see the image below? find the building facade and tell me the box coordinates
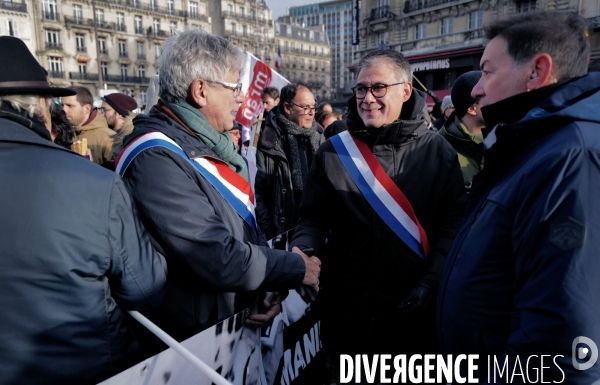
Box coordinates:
[357,0,600,103]
[289,0,358,100]
[274,21,331,100]
[29,0,210,107]
[208,0,274,64]
[0,0,36,54]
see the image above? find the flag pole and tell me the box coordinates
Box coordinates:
[128,311,232,385]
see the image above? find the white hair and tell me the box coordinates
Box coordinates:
[158,29,246,102]
[0,95,51,118]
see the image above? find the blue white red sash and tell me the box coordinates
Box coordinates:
[330,131,429,259]
[115,132,259,235]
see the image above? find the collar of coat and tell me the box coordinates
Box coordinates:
[345,88,430,149]
[0,102,51,141]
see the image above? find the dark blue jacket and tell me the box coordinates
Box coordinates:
[437,73,600,383]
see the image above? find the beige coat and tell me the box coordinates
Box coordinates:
[74,110,114,164]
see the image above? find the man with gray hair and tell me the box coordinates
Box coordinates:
[0,36,167,384]
[291,49,466,375]
[117,29,321,345]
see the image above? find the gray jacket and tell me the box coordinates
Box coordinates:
[0,116,167,385]
[121,107,305,341]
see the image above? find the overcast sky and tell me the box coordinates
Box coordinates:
[266,0,316,19]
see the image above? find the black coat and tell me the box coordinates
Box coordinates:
[291,90,466,352]
[0,116,166,385]
[121,107,305,341]
[255,106,324,240]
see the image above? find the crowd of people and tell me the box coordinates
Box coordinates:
[1,9,600,385]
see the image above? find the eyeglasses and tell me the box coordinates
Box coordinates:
[352,82,405,99]
[99,107,114,114]
[211,80,243,97]
[289,101,316,114]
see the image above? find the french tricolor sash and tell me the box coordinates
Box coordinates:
[330,131,429,259]
[115,132,259,235]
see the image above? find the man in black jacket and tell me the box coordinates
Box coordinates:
[255,83,324,243]
[118,30,320,343]
[0,36,167,385]
[291,50,466,379]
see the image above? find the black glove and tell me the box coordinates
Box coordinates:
[398,284,434,314]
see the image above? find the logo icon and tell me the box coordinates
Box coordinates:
[572,336,598,370]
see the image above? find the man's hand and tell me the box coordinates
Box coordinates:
[245,291,283,328]
[398,285,434,314]
[292,246,321,295]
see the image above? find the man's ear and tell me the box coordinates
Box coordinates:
[189,79,208,108]
[402,82,413,103]
[466,104,477,116]
[275,97,280,105]
[283,101,292,115]
[84,103,92,115]
[526,53,554,91]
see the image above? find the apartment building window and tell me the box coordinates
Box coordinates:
[96,9,105,28]
[132,0,139,7]
[242,25,247,38]
[137,41,145,58]
[101,62,109,77]
[135,16,143,34]
[518,0,537,12]
[76,33,85,51]
[227,4,233,17]
[45,30,60,48]
[240,7,245,18]
[231,23,236,36]
[121,64,129,79]
[170,21,177,34]
[118,40,127,56]
[138,65,146,78]
[150,0,157,11]
[153,19,160,35]
[167,0,174,14]
[250,9,255,20]
[188,1,198,18]
[140,90,147,104]
[441,17,453,35]
[415,23,426,39]
[155,43,161,58]
[98,37,107,54]
[117,13,125,31]
[42,0,58,20]
[78,63,87,75]
[5,20,18,37]
[469,11,483,29]
[47,57,63,76]
[73,4,82,23]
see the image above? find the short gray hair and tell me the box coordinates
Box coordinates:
[357,50,411,83]
[0,95,52,118]
[159,29,246,102]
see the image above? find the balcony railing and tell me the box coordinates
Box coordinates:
[69,72,150,84]
[117,24,127,32]
[185,12,209,22]
[149,29,168,37]
[0,1,26,13]
[99,48,108,54]
[45,42,62,49]
[65,16,91,27]
[403,0,459,13]
[137,53,146,59]
[369,5,394,21]
[42,10,60,21]
[397,28,484,51]
[49,71,64,79]
[119,51,128,57]
[134,26,144,34]
[93,0,188,17]
[77,46,87,52]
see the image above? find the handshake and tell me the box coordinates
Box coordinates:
[292,246,321,295]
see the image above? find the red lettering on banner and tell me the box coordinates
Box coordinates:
[236,60,272,127]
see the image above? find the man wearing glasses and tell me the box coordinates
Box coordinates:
[117,30,321,347]
[255,83,325,246]
[291,50,466,376]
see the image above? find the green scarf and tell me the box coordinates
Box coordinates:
[162,99,249,181]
